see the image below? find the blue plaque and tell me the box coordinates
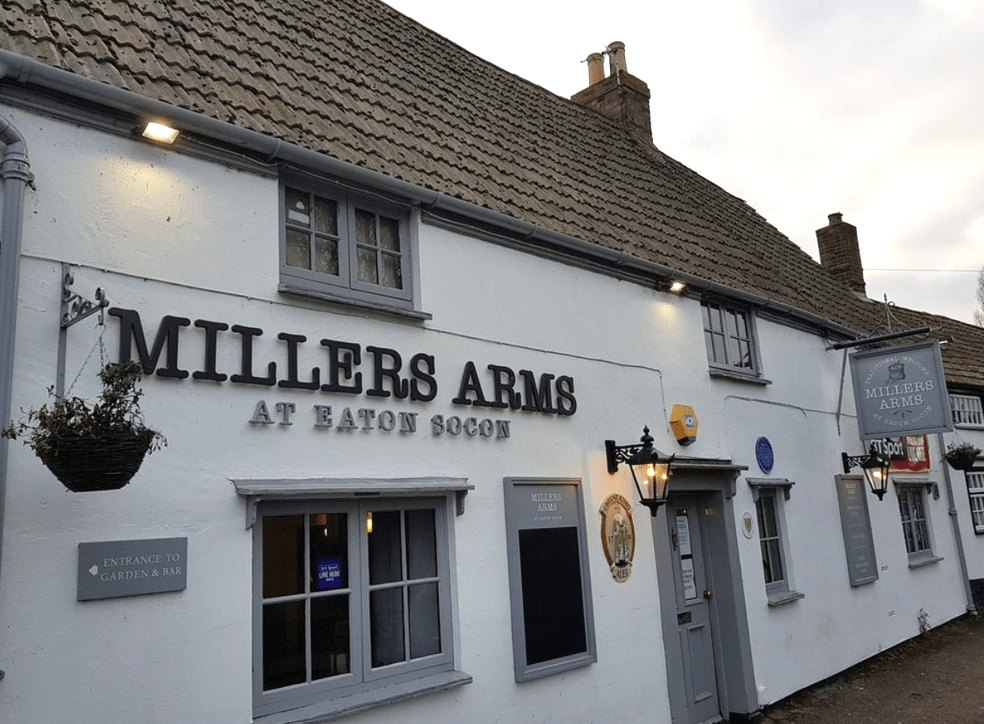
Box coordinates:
[317,556,344,590]
[755,437,774,474]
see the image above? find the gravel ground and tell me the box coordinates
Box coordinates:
[760,613,984,724]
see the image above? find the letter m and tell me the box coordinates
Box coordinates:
[108,308,190,378]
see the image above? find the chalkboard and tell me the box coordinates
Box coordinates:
[835,476,879,586]
[504,478,596,681]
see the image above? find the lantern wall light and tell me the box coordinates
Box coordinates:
[842,444,892,500]
[605,426,675,517]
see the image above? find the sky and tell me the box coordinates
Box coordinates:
[385,0,984,325]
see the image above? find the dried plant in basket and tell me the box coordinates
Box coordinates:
[2,361,166,492]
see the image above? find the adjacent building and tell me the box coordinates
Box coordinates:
[1,2,982,723]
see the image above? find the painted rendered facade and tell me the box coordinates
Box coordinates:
[0,97,978,724]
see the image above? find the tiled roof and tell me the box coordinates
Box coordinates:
[1,0,981,387]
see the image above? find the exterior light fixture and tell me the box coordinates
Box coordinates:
[842,445,892,500]
[141,121,180,144]
[606,426,675,517]
[668,280,687,294]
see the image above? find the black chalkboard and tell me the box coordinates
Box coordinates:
[835,476,879,586]
[518,526,588,665]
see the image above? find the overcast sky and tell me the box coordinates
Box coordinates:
[385,0,984,325]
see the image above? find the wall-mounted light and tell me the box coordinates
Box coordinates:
[141,121,180,145]
[668,280,687,294]
[842,445,891,500]
[605,426,675,516]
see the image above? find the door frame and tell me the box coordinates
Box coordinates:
[653,462,759,723]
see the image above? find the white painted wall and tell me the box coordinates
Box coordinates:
[0,104,972,724]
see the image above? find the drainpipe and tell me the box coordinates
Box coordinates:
[937,433,977,614]
[0,111,32,683]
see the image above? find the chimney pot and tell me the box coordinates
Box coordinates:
[586,52,605,86]
[828,212,843,224]
[607,41,627,75]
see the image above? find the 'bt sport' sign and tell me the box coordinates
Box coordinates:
[849,340,953,440]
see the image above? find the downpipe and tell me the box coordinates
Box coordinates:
[0,110,33,684]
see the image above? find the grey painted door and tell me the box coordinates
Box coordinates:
[667,495,722,724]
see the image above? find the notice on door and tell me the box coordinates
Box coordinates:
[78,537,188,601]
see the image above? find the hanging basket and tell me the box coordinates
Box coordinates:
[38,429,155,492]
[944,443,982,472]
[2,361,166,493]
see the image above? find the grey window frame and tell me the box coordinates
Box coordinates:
[279,178,416,312]
[747,479,803,605]
[949,393,984,428]
[701,299,763,380]
[966,471,984,534]
[895,483,941,567]
[250,491,468,721]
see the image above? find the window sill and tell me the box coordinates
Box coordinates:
[708,367,771,385]
[254,669,473,724]
[908,554,943,569]
[766,589,805,607]
[278,282,432,321]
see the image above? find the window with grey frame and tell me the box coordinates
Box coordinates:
[253,497,454,719]
[897,486,932,558]
[701,299,759,375]
[966,471,984,534]
[949,393,984,428]
[281,181,413,308]
[752,485,803,604]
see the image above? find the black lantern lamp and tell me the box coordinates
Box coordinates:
[606,426,675,517]
[842,444,892,500]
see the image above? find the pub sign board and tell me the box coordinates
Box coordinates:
[78,537,188,601]
[849,340,953,440]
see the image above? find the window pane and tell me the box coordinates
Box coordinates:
[285,229,311,269]
[370,587,406,667]
[263,515,305,598]
[756,497,777,538]
[313,236,339,276]
[311,594,351,680]
[357,247,379,284]
[310,513,348,590]
[408,582,441,659]
[379,216,400,251]
[368,510,403,585]
[406,508,437,580]
[381,252,403,289]
[263,600,306,690]
[312,195,338,235]
[763,539,784,583]
[358,248,379,284]
[285,187,310,227]
[356,209,377,246]
[711,333,726,364]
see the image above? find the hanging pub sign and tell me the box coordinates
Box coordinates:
[848,340,953,440]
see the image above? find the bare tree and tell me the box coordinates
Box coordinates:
[976,265,984,326]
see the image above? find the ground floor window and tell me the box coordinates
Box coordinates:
[253,497,457,719]
[748,479,803,605]
[897,485,933,560]
[967,471,984,534]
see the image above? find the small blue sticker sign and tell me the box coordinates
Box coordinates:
[317,557,344,590]
[755,437,774,474]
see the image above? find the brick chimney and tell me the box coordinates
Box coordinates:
[571,42,652,141]
[816,212,866,294]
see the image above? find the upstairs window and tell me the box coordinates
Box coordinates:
[701,300,761,377]
[950,394,984,428]
[280,181,414,310]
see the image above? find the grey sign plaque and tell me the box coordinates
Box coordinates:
[849,340,953,440]
[78,537,188,601]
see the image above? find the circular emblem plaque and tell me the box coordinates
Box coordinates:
[755,436,774,474]
[599,493,635,583]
